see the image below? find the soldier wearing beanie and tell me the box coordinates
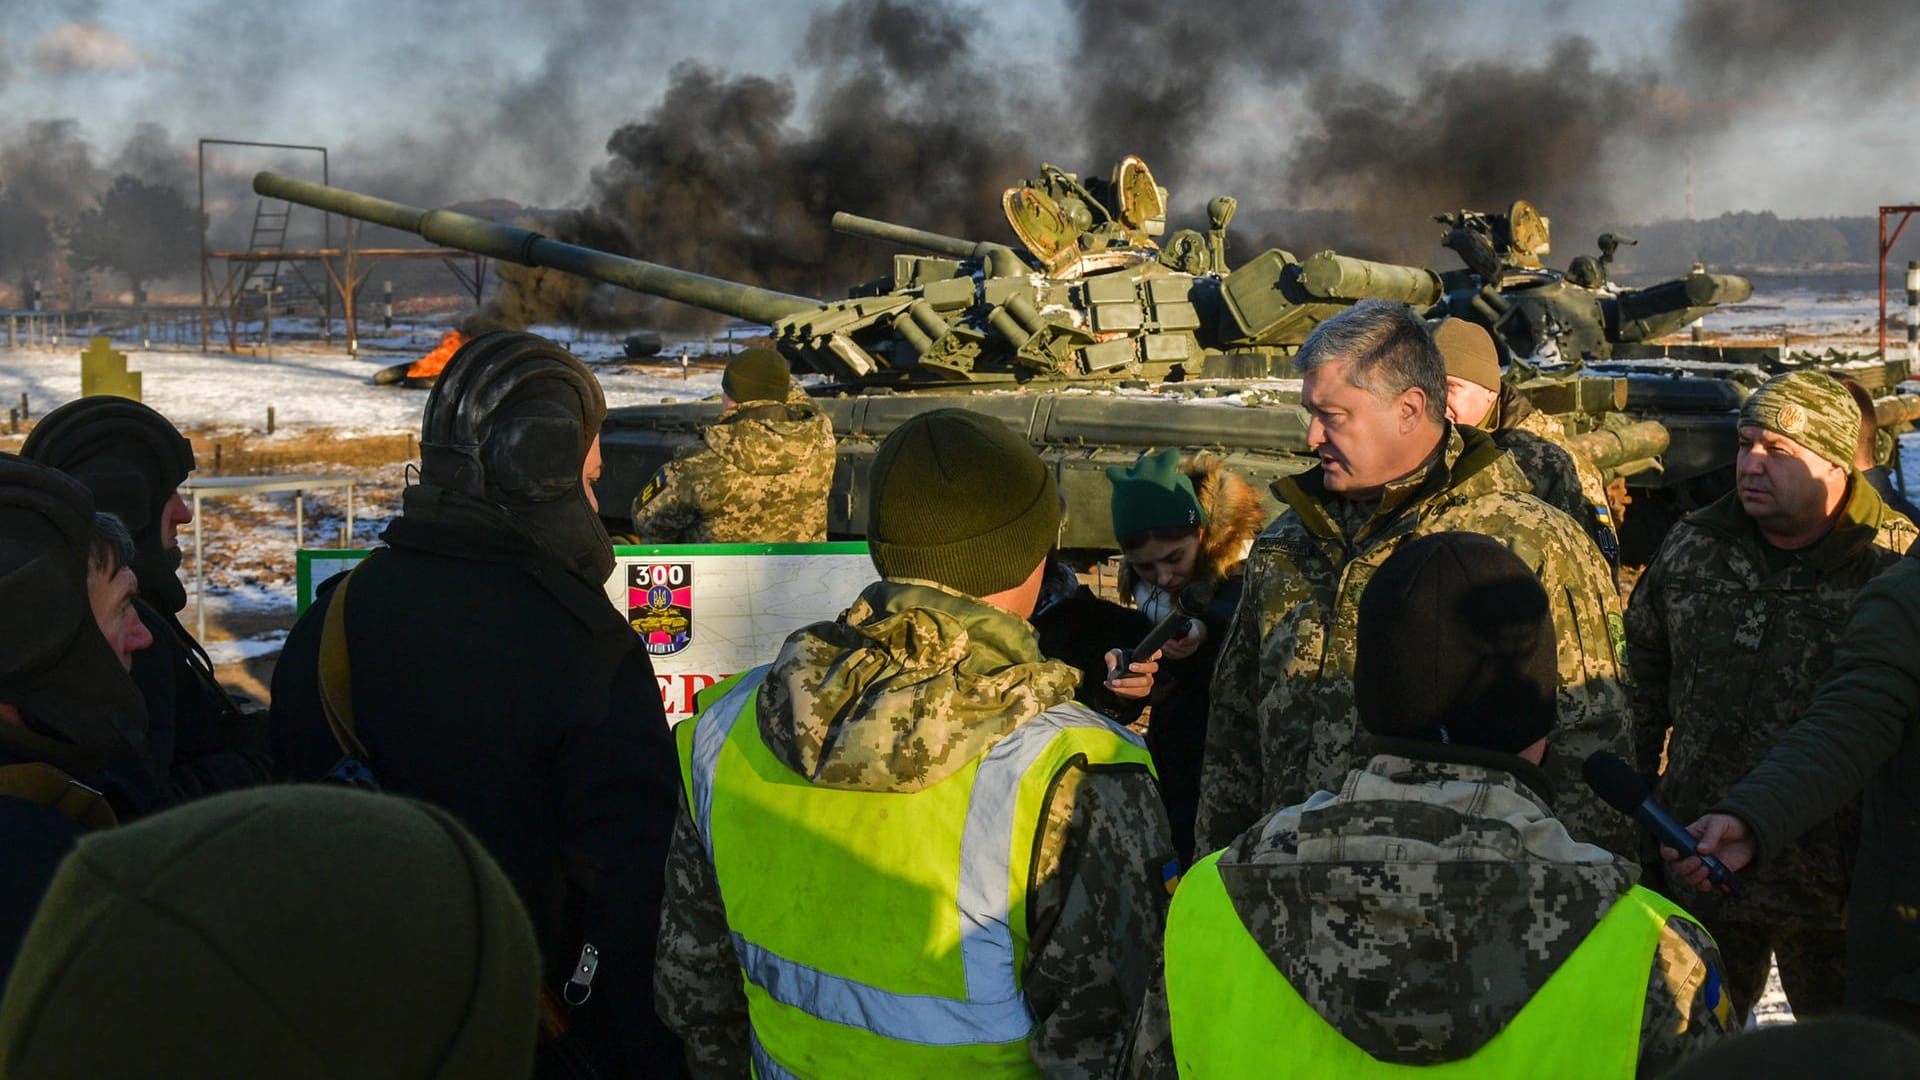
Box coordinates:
[0,453,152,983]
[21,397,270,809]
[0,786,542,1079]
[1129,533,1734,1077]
[1627,368,1917,1023]
[269,332,683,1076]
[659,408,1177,1077]
[1432,316,1620,570]
[631,345,836,543]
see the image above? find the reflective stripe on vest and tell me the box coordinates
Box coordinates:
[1164,850,1701,1078]
[679,666,1154,1072]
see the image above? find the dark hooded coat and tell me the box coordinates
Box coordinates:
[270,491,682,1076]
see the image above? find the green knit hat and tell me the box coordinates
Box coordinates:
[0,786,541,1079]
[1107,447,1207,543]
[866,408,1060,597]
[722,347,793,405]
[1739,370,1859,470]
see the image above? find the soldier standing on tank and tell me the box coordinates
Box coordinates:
[1127,533,1732,1077]
[1629,371,1917,1024]
[1195,300,1633,858]
[1433,316,1620,570]
[630,347,836,544]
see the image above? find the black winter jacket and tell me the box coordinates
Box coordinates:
[270,507,683,1077]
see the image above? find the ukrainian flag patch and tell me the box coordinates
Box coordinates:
[1704,964,1733,1031]
[1161,858,1182,897]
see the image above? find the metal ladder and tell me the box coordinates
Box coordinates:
[235,201,293,308]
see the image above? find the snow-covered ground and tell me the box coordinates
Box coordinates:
[0,333,727,437]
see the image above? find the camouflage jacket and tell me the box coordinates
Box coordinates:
[1498,385,1619,568]
[1505,389,1611,525]
[1127,746,1732,1077]
[1195,424,1634,856]
[630,388,835,544]
[654,578,1175,1079]
[1628,479,1916,926]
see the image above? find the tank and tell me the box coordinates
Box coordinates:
[1429,201,1756,366]
[252,167,1915,560]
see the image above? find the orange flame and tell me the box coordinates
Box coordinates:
[407,331,466,380]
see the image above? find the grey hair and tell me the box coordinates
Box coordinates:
[89,512,136,577]
[1293,299,1448,424]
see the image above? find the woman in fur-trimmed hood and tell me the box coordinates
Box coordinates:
[1106,449,1268,864]
[1113,451,1267,615]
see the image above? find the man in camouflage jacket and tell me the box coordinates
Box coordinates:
[1629,370,1917,1021]
[630,348,835,543]
[1434,316,1619,568]
[1129,533,1731,1078]
[656,409,1175,1078]
[1196,301,1633,857]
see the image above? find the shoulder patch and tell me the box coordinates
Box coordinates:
[634,465,671,510]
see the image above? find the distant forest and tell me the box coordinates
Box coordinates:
[1614,212,1889,275]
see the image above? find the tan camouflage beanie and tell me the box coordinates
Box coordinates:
[867,408,1060,597]
[1431,317,1501,391]
[1740,370,1859,470]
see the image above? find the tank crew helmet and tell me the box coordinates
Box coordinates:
[417,332,612,585]
[21,397,197,615]
[0,453,150,766]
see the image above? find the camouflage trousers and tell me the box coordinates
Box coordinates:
[1704,919,1846,1023]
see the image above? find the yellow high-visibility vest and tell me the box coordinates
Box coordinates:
[1164,848,1702,1077]
[678,666,1157,1079]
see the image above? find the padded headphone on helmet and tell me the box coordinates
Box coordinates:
[419,332,605,503]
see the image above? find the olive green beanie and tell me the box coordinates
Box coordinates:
[722,347,793,405]
[1740,370,1859,471]
[1107,447,1208,543]
[866,408,1060,597]
[0,785,541,1080]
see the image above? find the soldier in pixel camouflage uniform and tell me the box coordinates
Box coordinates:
[630,347,835,543]
[1434,316,1620,570]
[1629,370,1917,1022]
[655,408,1176,1079]
[1196,300,1634,858]
[1127,532,1732,1078]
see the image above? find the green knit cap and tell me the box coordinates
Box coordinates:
[866,408,1060,597]
[0,786,541,1079]
[1107,447,1207,543]
[1739,370,1859,470]
[722,347,793,404]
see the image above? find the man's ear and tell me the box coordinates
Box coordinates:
[1397,388,1428,434]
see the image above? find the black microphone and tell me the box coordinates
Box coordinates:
[1117,580,1217,671]
[1582,751,1741,896]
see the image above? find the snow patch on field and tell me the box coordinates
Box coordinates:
[0,342,727,435]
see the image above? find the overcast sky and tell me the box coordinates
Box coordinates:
[5,0,1918,227]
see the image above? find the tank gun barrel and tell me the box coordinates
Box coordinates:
[253,171,824,326]
[1873,393,1920,430]
[830,211,1012,261]
[1298,252,1446,308]
[1564,420,1671,471]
